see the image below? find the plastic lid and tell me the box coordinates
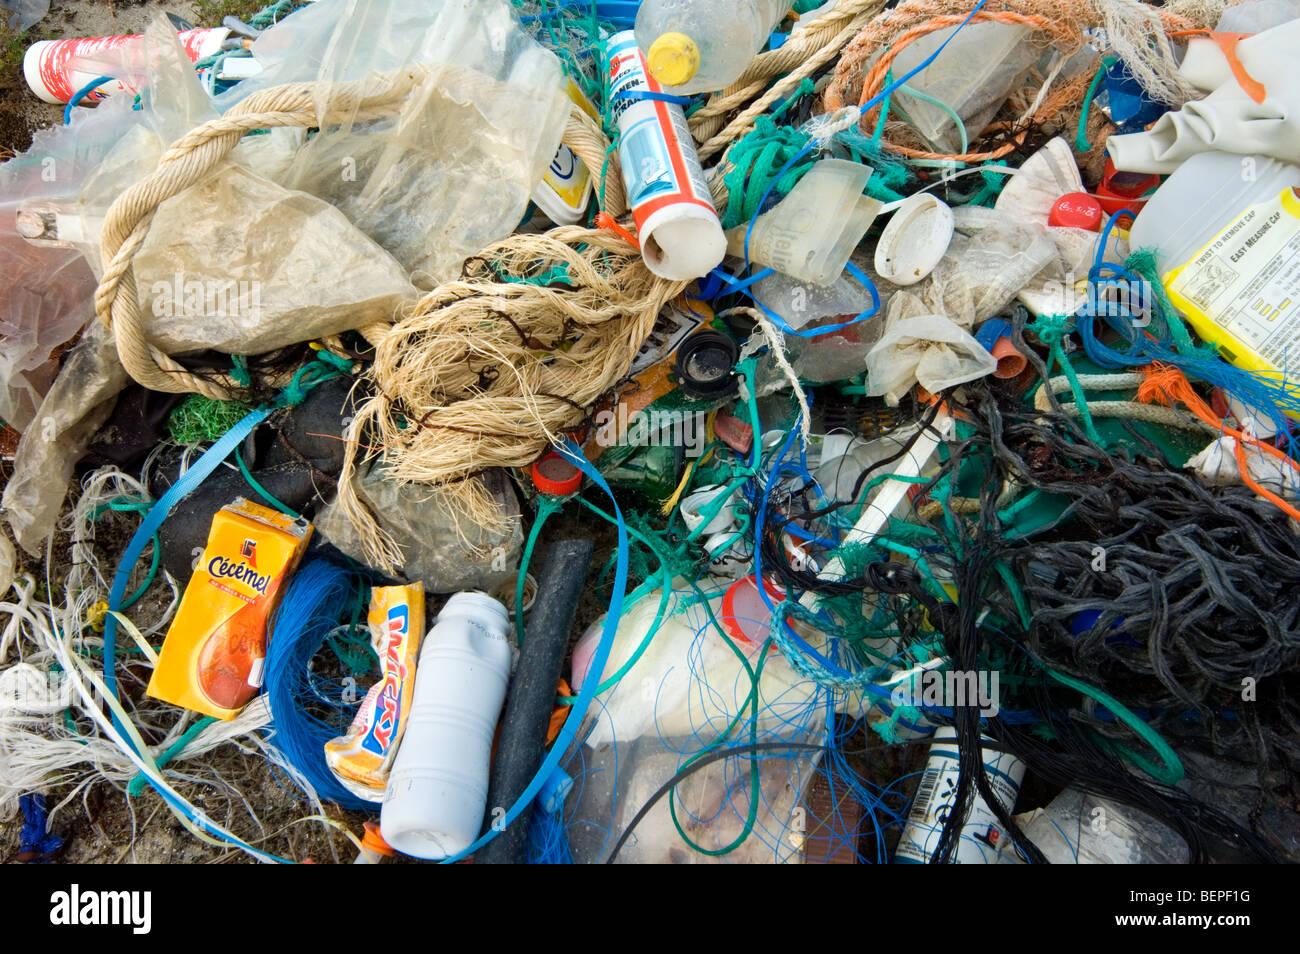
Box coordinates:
[647,32,700,87]
[1048,192,1103,231]
[874,193,954,286]
[674,330,739,400]
[532,451,583,496]
[720,575,783,648]
[361,821,395,857]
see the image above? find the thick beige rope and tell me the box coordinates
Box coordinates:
[337,226,687,569]
[94,70,623,400]
[688,0,887,149]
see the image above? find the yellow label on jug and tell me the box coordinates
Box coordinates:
[1166,188,1300,380]
[533,79,598,225]
[147,498,312,720]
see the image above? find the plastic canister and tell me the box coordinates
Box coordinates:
[1128,151,1300,280]
[894,727,1026,864]
[380,592,512,859]
[606,31,726,281]
[24,28,230,104]
[724,159,881,285]
[1129,151,1300,384]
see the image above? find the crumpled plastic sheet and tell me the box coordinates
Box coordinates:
[216,0,571,287]
[866,291,998,404]
[0,0,47,31]
[314,462,522,595]
[923,206,1061,324]
[0,235,97,433]
[2,321,129,555]
[132,161,417,354]
[564,733,821,863]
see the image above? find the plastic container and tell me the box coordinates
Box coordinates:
[634,0,790,95]
[1128,151,1300,277]
[888,21,1038,154]
[24,28,229,105]
[894,727,1026,864]
[380,592,512,859]
[874,192,954,286]
[724,159,881,285]
[532,79,599,226]
[1129,151,1300,389]
[606,31,726,281]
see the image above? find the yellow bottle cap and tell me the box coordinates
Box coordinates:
[647,32,700,88]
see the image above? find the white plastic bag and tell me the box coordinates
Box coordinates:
[866,291,997,404]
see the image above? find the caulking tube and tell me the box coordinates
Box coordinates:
[894,727,1026,864]
[605,30,726,281]
[24,28,230,105]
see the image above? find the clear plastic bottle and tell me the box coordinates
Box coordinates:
[634,0,792,95]
[380,592,512,859]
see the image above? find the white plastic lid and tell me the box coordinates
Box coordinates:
[873,192,954,286]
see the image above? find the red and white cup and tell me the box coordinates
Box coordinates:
[23,27,229,105]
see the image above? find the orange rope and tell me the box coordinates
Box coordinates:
[823,0,1199,162]
[1136,362,1300,522]
[595,211,639,248]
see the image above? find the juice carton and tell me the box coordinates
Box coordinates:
[323,584,425,802]
[147,498,312,720]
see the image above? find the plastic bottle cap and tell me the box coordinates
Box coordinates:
[1048,192,1103,231]
[720,575,784,647]
[673,330,739,400]
[531,451,583,496]
[647,32,700,87]
[361,821,395,857]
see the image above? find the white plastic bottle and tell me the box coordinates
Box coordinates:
[634,0,792,95]
[380,592,512,859]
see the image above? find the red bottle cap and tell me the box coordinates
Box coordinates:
[531,451,582,497]
[1048,192,1103,231]
[1096,158,1161,216]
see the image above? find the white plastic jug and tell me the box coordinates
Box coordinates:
[380,591,512,859]
[634,0,791,95]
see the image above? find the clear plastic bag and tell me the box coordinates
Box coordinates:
[562,583,825,863]
[565,733,821,863]
[569,582,820,747]
[314,462,522,594]
[220,0,571,287]
[1,321,129,555]
[865,291,998,405]
[132,161,416,355]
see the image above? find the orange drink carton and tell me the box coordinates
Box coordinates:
[147,498,313,720]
